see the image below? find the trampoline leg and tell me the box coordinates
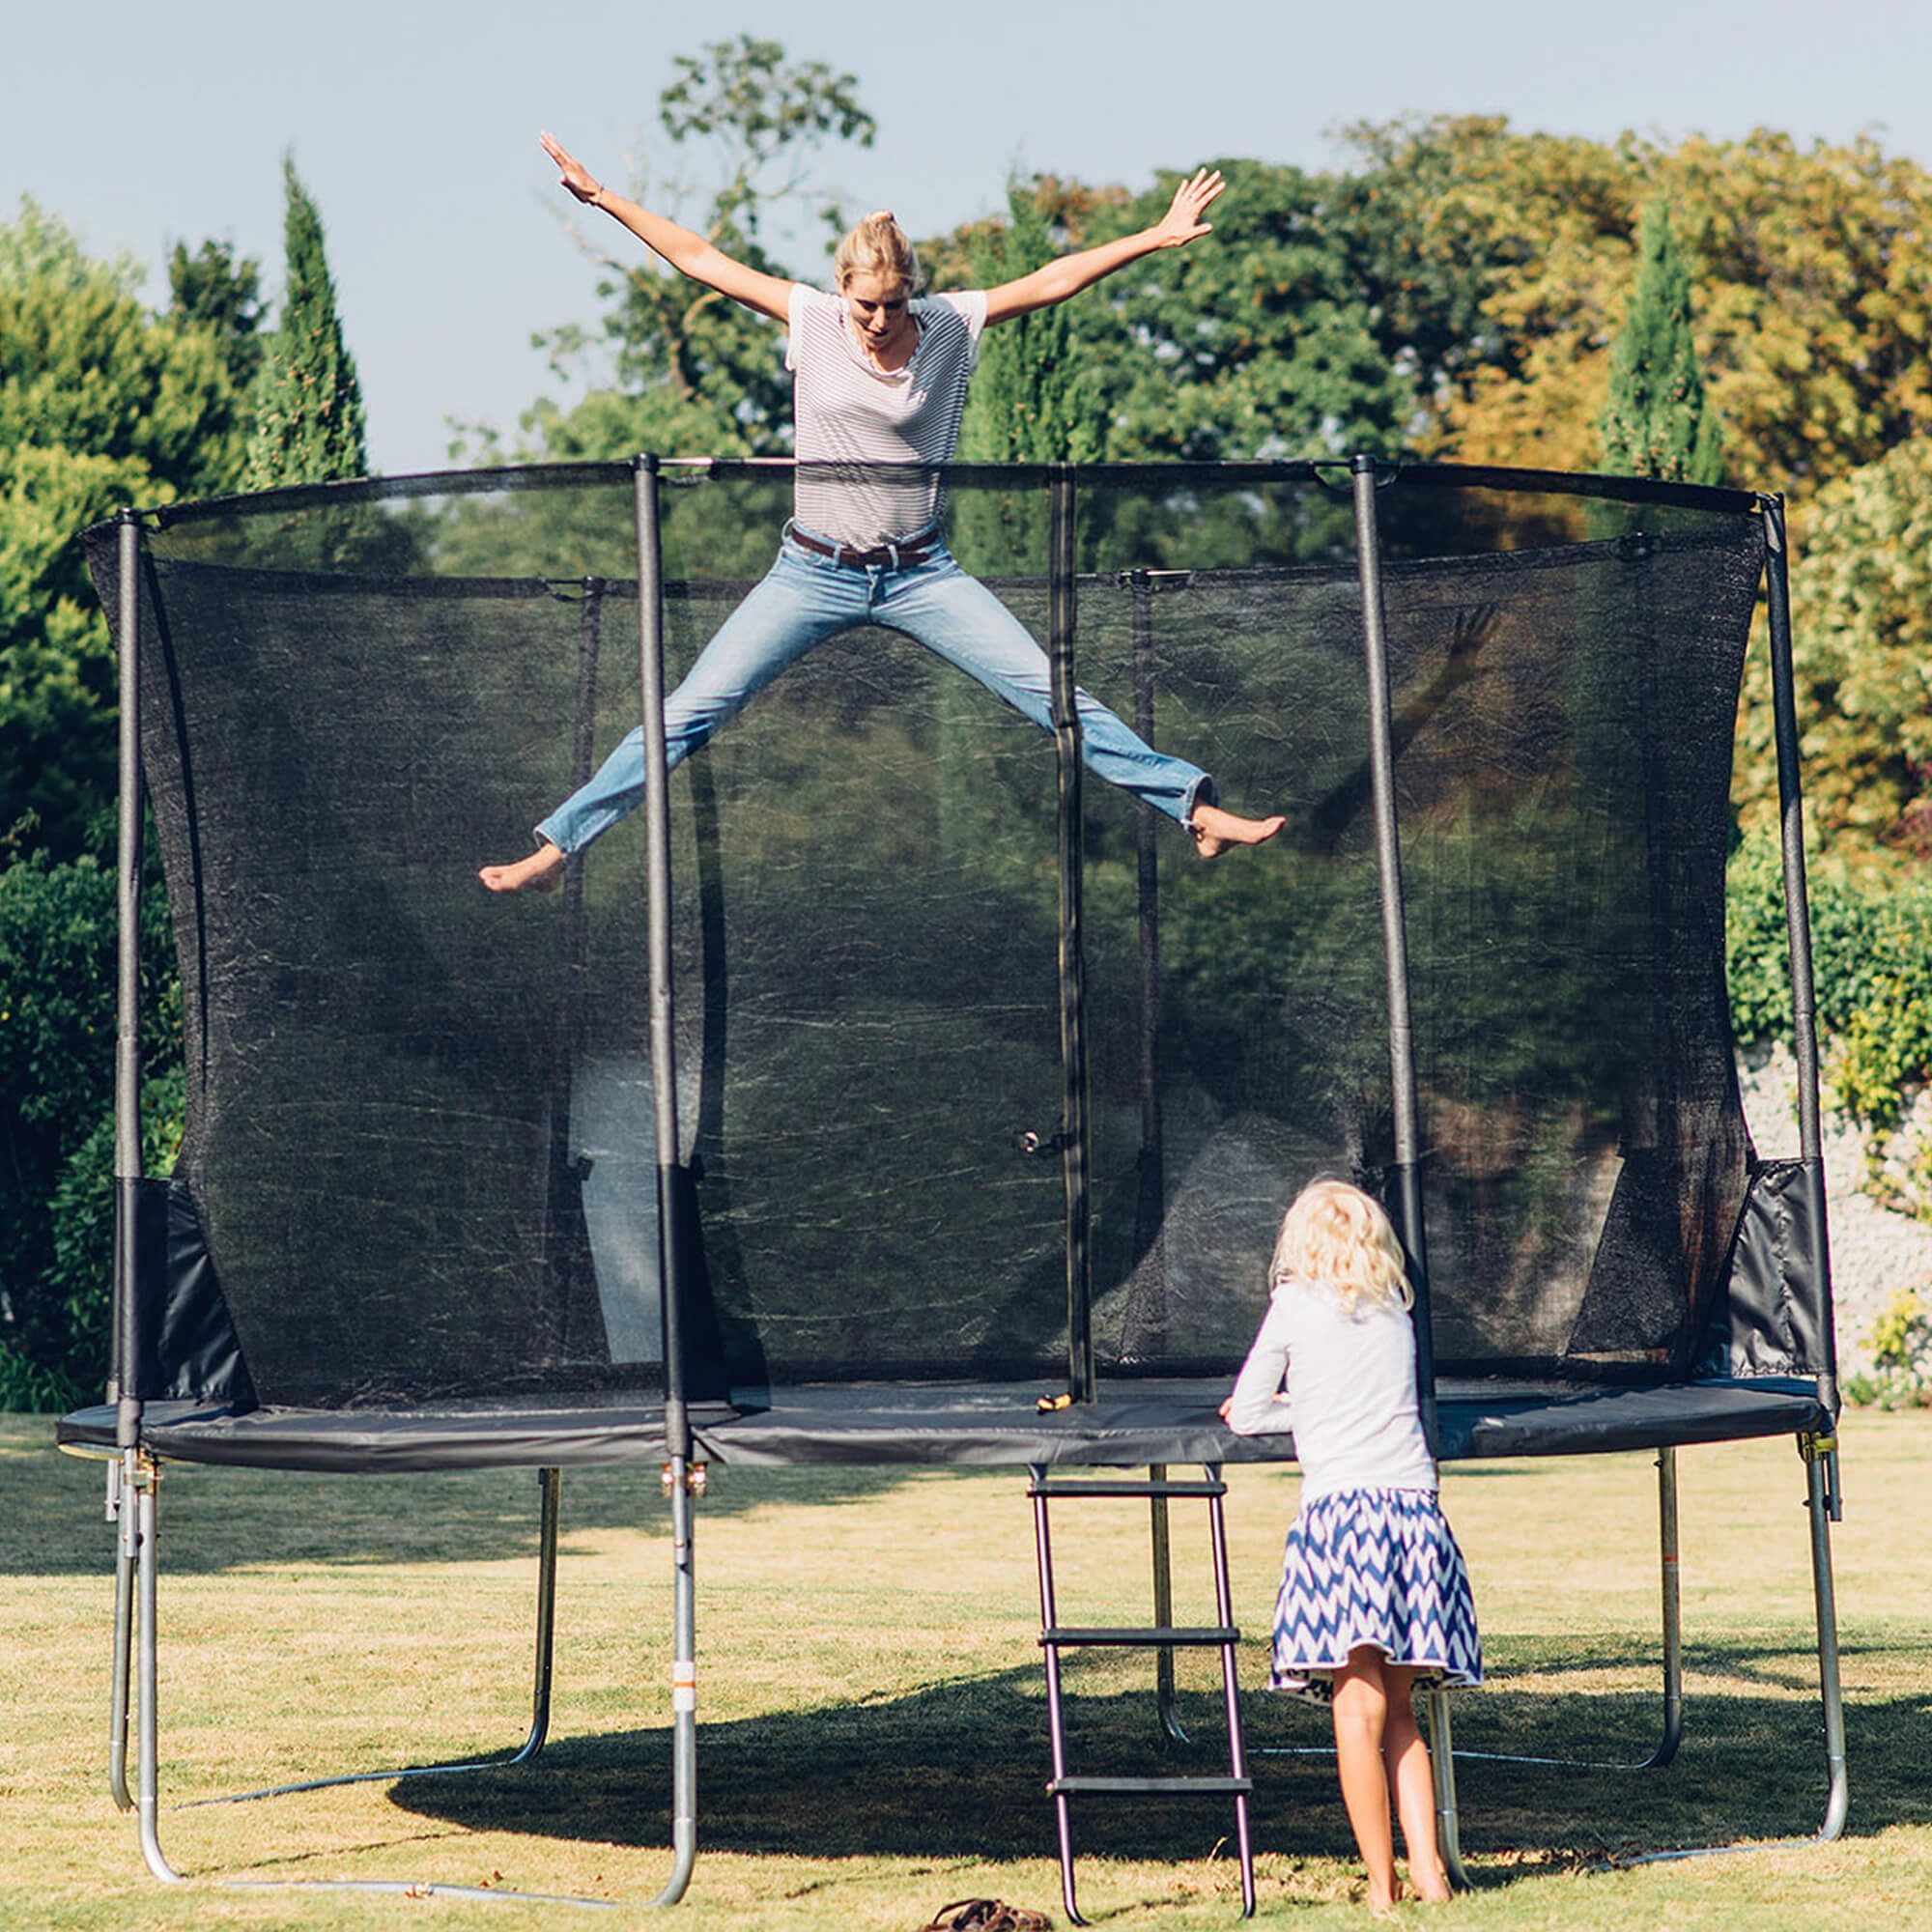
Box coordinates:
[518,1467,562,1763]
[1150,1464,1188,1746]
[190,1463,565,1806]
[1647,1447,1684,1770]
[1802,1435,1849,1842]
[1425,1687,1469,1891]
[130,1457,184,1883]
[108,1450,136,1812]
[651,1457,700,1907]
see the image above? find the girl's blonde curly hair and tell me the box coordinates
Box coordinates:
[1269,1179,1413,1313]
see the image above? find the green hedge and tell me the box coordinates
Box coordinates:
[1726,829,1932,1134]
[0,847,181,1411]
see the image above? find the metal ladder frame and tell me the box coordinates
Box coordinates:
[1029,1462,1255,1924]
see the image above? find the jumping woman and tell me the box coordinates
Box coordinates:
[480,132,1285,893]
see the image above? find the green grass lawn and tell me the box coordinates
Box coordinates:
[2,1409,1927,1929]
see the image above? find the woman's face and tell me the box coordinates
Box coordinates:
[841,269,913,355]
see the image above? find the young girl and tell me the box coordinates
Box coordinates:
[480,133,1285,893]
[1224,1179,1481,1910]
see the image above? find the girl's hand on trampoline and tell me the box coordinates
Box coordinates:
[479,842,565,895]
[541,131,603,206]
[1151,168,1225,248]
[1190,801,1286,859]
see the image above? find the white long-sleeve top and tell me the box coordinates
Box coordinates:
[1223,1278,1437,1500]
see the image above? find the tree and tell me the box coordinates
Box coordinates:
[1335,117,1932,500]
[957,182,1098,468]
[522,37,875,463]
[169,237,266,416]
[244,156,368,488]
[1067,159,1415,466]
[1734,438,1932,867]
[1600,199,1723,483]
[0,199,245,856]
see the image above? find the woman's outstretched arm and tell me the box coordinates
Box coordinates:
[980,167,1225,327]
[542,130,795,324]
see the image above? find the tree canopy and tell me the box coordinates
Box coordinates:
[0,199,257,857]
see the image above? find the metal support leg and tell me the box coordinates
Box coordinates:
[193,1465,565,1806]
[651,1457,700,1907]
[1150,1464,1187,1746]
[1617,1431,1849,1866]
[1804,1436,1849,1842]
[1405,1454,1682,1776]
[131,1458,184,1882]
[108,1450,136,1811]
[1425,1687,1468,1891]
[1646,1447,1684,1770]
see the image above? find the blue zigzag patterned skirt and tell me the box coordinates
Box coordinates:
[1268,1486,1483,1704]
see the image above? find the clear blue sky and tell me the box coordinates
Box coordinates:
[7,0,1924,475]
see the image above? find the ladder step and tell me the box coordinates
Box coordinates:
[1042,1625,1239,1648]
[1050,1776,1254,1797]
[1030,1478,1226,1499]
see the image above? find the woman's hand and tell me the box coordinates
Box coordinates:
[541,130,603,206]
[1150,167,1225,249]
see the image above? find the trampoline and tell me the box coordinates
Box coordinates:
[66,456,1845,1908]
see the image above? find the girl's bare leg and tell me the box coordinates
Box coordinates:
[1383,1664,1452,1902]
[1190,801,1287,858]
[1331,1646,1402,1910]
[479,841,565,894]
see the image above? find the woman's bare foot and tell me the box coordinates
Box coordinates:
[1190,802,1287,859]
[479,842,565,894]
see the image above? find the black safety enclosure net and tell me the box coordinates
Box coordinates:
[76,460,1833,1459]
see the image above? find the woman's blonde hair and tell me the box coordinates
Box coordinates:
[1269,1179,1413,1312]
[834,210,921,296]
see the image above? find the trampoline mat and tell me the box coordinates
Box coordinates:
[58,1376,1830,1475]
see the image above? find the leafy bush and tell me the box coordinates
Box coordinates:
[1729,830,1932,1120]
[1843,1288,1932,1408]
[0,844,181,1409]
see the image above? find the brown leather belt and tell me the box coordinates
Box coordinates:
[787,523,941,569]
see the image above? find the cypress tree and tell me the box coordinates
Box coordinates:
[1600,198,1723,485]
[958,182,1094,468]
[245,156,368,487]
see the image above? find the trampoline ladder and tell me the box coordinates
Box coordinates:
[1028,1463,1255,1923]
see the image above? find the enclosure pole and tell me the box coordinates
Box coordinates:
[1349,458,1437,1452]
[113,510,145,1456]
[635,456,690,1454]
[1050,467,1094,1404]
[636,454,700,1906]
[105,510,148,1812]
[1129,572,1166,1306]
[1760,497,1838,1419]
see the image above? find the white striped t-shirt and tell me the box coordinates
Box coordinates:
[786,284,990,548]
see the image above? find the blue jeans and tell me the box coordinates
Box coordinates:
[536,531,1215,856]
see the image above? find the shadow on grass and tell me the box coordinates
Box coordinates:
[384,1663,1909,1869]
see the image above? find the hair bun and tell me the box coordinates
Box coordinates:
[866,209,896,225]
